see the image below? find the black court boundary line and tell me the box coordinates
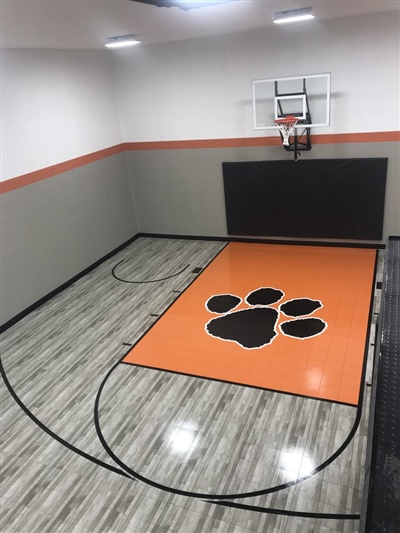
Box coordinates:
[120,361,356,408]
[112,259,190,284]
[93,245,378,504]
[0,355,132,480]
[1,233,383,334]
[203,500,360,520]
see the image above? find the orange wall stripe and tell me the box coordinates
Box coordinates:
[1,131,399,194]
[312,131,400,144]
[124,137,282,150]
[125,131,400,150]
[125,131,400,151]
[0,144,126,194]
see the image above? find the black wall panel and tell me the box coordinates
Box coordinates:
[272,162,299,237]
[354,159,387,240]
[325,160,356,239]
[222,162,249,235]
[223,158,387,240]
[298,160,328,238]
[247,162,275,235]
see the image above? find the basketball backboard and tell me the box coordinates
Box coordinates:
[252,73,331,130]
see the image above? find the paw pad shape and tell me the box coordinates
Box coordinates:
[205,287,327,349]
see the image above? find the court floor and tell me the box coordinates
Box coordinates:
[0,237,382,533]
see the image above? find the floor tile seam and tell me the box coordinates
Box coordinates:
[99,436,209,495]
[148,496,235,528]
[110,493,193,532]
[43,480,126,531]
[0,498,59,532]
[22,433,114,469]
[0,461,53,494]
[313,468,365,492]
[190,419,270,473]
[240,447,284,489]
[8,381,106,409]
[0,384,103,413]
[17,478,102,518]
[81,487,151,531]
[274,399,323,462]
[271,451,358,502]
[131,445,246,492]
[190,432,263,476]
[104,434,183,475]
[1,346,124,377]
[0,470,57,502]
[289,492,359,516]
[167,503,238,532]
[232,492,296,516]
[1,280,207,357]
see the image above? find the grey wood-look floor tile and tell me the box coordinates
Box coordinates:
[1,239,383,532]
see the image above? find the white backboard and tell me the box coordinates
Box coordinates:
[252,73,331,130]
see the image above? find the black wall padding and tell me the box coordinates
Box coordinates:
[222,162,249,235]
[298,160,328,238]
[223,158,387,240]
[247,162,275,235]
[325,160,356,239]
[354,159,388,240]
[365,236,400,532]
[271,162,299,237]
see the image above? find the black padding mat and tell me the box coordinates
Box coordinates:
[366,236,400,532]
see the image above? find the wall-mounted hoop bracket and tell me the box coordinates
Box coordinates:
[275,78,312,160]
[252,72,331,160]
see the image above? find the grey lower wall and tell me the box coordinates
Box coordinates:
[126,141,400,242]
[3,141,398,327]
[1,153,138,326]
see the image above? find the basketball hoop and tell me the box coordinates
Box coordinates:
[274,115,298,146]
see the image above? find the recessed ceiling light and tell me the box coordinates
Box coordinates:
[105,35,141,48]
[273,7,314,25]
[131,0,235,10]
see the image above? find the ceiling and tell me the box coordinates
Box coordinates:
[1,0,399,50]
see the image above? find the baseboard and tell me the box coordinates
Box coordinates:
[138,232,386,249]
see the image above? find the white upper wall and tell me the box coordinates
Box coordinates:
[113,11,399,141]
[1,11,399,181]
[1,50,123,181]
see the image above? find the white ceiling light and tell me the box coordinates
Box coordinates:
[273,7,314,25]
[105,35,141,48]
[131,0,236,10]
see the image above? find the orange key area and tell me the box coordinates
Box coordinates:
[123,243,376,405]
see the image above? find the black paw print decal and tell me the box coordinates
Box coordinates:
[205,287,327,349]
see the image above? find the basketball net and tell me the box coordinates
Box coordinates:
[274,115,298,146]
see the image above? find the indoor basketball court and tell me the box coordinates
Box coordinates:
[1,2,399,533]
[0,236,386,533]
